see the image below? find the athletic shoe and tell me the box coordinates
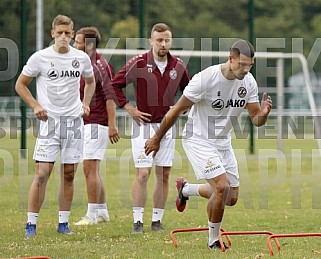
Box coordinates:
[208,240,229,250]
[25,222,36,239]
[74,216,98,226]
[175,177,189,212]
[97,214,110,223]
[151,220,164,231]
[57,222,74,235]
[132,221,143,234]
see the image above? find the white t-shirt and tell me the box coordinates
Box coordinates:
[154,58,168,75]
[183,64,259,149]
[22,46,93,120]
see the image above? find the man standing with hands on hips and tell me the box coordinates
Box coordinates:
[145,39,272,250]
[112,23,190,234]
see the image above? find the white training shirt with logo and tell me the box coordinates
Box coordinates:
[183,64,259,150]
[22,46,93,119]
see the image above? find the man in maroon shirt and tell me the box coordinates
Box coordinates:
[73,26,120,225]
[112,23,190,233]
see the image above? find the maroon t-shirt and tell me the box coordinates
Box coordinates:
[80,52,114,126]
[111,49,190,123]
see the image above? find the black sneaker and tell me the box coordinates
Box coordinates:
[132,221,143,234]
[208,240,229,250]
[151,220,164,231]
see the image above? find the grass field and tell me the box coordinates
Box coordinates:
[0,132,321,258]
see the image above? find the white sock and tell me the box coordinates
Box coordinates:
[133,207,144,223]
[59,211,70,223]
[96,203,109,217]
[182,183,200,197]
[27,212,38,225]
[152,208,164,222]
[208,221,221,245]
[86,203,97,219]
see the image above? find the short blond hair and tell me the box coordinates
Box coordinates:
[52,14,74,29]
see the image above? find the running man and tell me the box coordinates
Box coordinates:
[145,39,272,249]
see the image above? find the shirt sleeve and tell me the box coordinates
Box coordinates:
[22,52,40,77]
[82,55,94,78]
[96,58,115,101]
[179,63,191,93]
[247,73,259,103]
[183,68,208,104]
[111,63,131,108]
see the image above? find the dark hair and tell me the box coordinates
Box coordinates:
[230,40,255,58]
[75,26,101,48]
[150,23,172,36]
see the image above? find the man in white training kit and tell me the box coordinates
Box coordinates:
[145,39,272,250]
[15,14,95,238]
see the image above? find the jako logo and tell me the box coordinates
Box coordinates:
[211,99,224,110]
[47,69,59,79]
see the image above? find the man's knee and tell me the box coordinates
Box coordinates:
[136,170,150,184]
[63,171,75,183]
[35,174,49,185]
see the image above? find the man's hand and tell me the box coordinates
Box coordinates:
[34,105,48,121]
[108,125,120,144]
[144,135,160,158]
[127,106,151,125]
[82,105,90,118]
[260,92,272,116]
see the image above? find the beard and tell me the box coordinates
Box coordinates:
[157,49,168,57]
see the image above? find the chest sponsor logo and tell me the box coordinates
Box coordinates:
[212,98,246,110]
[225,99,246,108]
[47,69,80,80]
[238,86,247,98]
[60,70,80,77]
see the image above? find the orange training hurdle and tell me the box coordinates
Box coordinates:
[170,227,231,249]
[218,230,281,252]
[267,233,321,256]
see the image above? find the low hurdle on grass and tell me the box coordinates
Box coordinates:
[170,227,321,256]
[267,232,321,256]
[170,227,231,249]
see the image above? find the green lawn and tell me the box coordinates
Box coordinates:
[0,133,321,258]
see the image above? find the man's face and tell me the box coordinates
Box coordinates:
[230,54,254,80]
[51,24,74,50]
[149,30,172,58]
[73,33,86,52]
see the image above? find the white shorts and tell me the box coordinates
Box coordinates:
[131,121,175,168]
[182,138,239,187]
[83,123,109,160]
[33,116,84,164]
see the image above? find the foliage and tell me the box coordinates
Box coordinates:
[2,0,321,95]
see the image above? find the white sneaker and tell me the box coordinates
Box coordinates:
[97,214,110,223]
[74,216,98,226]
